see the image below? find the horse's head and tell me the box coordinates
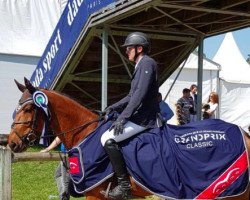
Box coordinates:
[8,78,45,152]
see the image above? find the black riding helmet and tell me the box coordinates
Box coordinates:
[121,32,150,53]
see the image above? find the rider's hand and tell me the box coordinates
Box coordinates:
[104,107,114,116]
[109,118,127,136]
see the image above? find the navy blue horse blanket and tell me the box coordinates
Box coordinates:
[68,119,249,199]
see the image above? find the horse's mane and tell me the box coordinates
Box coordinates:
[42,89,93,114]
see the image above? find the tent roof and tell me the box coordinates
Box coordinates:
[181,52,220,70]
[213,32,250,84]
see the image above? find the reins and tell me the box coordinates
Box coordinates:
[40,114,103,171]
[40,117,103,139]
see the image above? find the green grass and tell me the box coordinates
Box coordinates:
[12,161,59,199]
[12,145,82,200]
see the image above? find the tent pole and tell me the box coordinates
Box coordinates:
[217,77,221,119]
[197,38,204,120]
[102,26,108,111]
[163,58,188,101]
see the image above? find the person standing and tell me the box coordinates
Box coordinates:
[41,137,70,200]
[100,32,160,199]
[205,92,219,119]
[176,88,193,125]
[189,84,198,122]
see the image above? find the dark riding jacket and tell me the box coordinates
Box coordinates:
[110,55,160,128]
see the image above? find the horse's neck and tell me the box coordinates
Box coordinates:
[44,90,98,149]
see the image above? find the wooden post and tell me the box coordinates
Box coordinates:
[0,146,11,200]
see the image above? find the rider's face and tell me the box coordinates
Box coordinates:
[126,46,135,61]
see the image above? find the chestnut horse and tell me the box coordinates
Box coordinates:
[8,78,250,200]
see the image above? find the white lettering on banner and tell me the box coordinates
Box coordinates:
[43,29,62,72]
[33,68,44,87]
[32,0,112,87]
[67,0,84,26]
[67,0,104,26]
[32,29,62,87]
[87,0,101,9]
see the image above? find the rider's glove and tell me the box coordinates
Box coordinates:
[103,107,116,121]
[109,118,127,136]
[104,107,114,116]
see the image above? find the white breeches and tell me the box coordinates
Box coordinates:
[100,121,147,146]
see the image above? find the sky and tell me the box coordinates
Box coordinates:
[204,27,250,60]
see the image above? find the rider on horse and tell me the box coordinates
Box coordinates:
[100,32,161,199]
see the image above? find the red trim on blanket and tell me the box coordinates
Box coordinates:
[195,150,248,199]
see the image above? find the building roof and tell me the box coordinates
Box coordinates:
[29,0,250,109]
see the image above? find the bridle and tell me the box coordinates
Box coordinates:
[11,93,104,147]
[11,98,40,146]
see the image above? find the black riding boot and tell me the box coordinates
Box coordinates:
[104,139,131,200]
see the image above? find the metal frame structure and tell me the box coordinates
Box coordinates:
[47,0,250,112]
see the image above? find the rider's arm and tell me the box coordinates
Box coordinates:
[109,92,131,111]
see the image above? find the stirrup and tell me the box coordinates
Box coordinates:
[100,182,112,198]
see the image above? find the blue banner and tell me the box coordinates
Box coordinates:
[30,0,116,88]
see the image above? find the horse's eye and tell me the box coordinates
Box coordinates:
[24,107,33,113]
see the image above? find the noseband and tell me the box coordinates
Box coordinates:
[11,98,40,146]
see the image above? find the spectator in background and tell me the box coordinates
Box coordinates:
[158,93,174,123]
[189,84,198,122]
[176,88,193,125]
[41,137,70,200]
[204,92,219,119]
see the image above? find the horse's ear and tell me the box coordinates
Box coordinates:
[24,77,36,94]
[14,79,26,93]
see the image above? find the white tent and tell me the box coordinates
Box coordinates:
[160,52,220,124]
[213,32,250,131]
